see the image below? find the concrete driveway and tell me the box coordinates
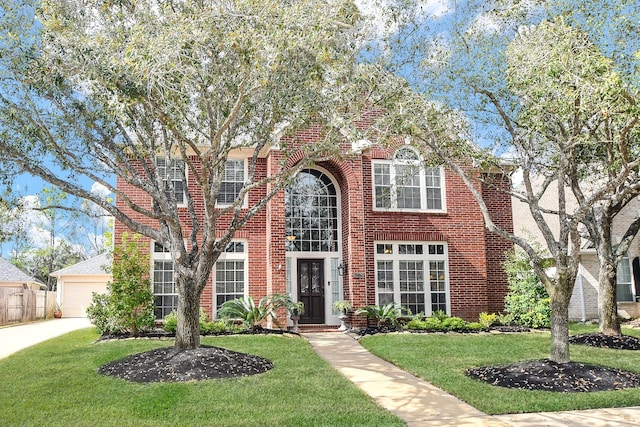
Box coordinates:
[0,318,93,359]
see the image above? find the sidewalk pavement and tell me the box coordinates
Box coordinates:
[304,332,640,427]
[0,318,92,360]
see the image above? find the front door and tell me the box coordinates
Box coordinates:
[298,259,324,323]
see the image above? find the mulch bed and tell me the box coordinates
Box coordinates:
[467,359,640,392]
[467,333,640,392]
[98,345,273,383]
[569,333,640,350]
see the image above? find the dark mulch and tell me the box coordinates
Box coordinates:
[98,345,273,383]
[467,359,640,392]
[467,333,640,392]
[569,333,640,350]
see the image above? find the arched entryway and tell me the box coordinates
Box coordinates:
[285,168,342,325]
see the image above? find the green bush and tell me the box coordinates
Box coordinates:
[478,312,499,328]
[218,295,289,329]
[162,311,178,334]
[86,292,119,335]
[441,316,466,330]
[163,308,230,335]
[86,233,155,336]
[405,313,476,332]
[354,303,407,326]
[466,322,485,331]
[503,248,551,328]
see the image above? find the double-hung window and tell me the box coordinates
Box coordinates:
[616,255,635,302]
[373,147,444,212]
[374,242,449,315]
[156,158,186,205]
[214,241,247,312]
[151,242,178,320]
[217,159,246,205]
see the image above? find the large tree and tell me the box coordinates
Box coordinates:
[366,1,640,362]
[0,0,371,349]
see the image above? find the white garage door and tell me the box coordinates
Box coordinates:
[62,281,108,317]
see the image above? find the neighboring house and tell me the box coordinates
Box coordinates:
[50,252,112,318]
[115,137,513,326]
[512,184,640,321]
[0,257,46,290]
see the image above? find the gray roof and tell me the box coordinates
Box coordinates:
[0,257,44,285]
[50,252,112,277]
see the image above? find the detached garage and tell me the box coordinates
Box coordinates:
[51,253,112,318]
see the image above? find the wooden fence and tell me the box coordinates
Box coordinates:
[0,288,56,326]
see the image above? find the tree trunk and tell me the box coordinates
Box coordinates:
[549,297,570,363]
[598,258,622,336]
[174,275,201,350]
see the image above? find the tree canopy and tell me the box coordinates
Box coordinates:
[0,0,375,349]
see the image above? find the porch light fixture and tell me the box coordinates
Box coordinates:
[338,262,347,277]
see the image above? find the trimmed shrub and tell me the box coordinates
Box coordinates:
[503,248,551,328]
[479,312,499,328]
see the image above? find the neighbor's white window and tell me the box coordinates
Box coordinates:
[373,147,444,212]
[217,159,246,205]
[616,255,634,302]
[151,242,178,320]
[214,241,248,312]
[156,158,186,205]
[374,242,449,315]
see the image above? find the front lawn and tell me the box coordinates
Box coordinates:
[0,328,403,426]
[360,324,640,414]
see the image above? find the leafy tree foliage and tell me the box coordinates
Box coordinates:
[0,0,374,349]
[502,249,551,328]
[367,0,640,362]
[87,233,154,336]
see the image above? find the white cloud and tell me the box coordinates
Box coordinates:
[90,181,111,198]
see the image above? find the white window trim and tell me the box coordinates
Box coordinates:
[215,157,248,209]
[213,240,249,316]
[371,160,446,213]
[374,241,450,316]
[617,255,635,302]
[156,157,188,208]
[150,241,178,320]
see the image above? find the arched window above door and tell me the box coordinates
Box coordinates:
[285,169,338,252]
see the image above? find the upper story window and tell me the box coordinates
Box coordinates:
[373,147,444,212]
[217,159,246,205]
[285,169,339,252]
[156,158,185,205]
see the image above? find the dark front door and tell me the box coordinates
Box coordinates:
[298,259,324,324]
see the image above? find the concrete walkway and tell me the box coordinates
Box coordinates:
[304,332,640,427]
[305,332,501,426]
[0,318,92,360]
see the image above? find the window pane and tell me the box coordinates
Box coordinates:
[217,160,245,204]
[152,259,177,320]
[215,260,245,311]
[617,257,634,302]
[374,164,391,208]
[285,169,338,252]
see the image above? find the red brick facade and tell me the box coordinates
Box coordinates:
[115,140,513,325]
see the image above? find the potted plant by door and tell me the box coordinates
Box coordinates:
[53,304,63,318]
[333,300,352,331]
[287,301,305,333]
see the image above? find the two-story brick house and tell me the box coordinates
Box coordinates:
[114,131,513,328]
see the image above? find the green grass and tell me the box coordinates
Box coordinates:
[360,324,640,414]
[0,328,403,427]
